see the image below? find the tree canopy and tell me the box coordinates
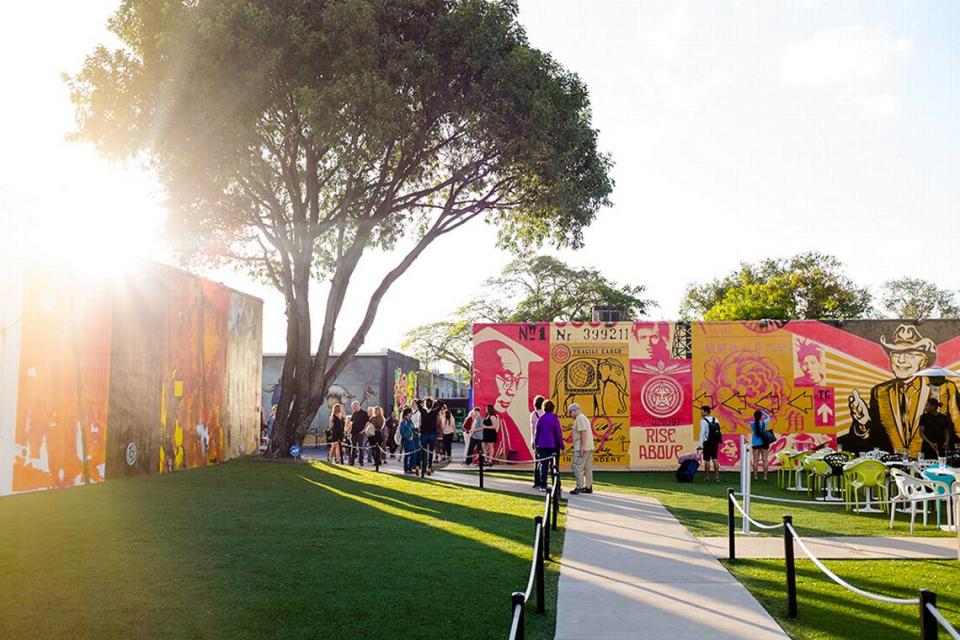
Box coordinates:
[680,252,872,321]
[402,255,652,372]
[880,278,959,319]
[68,0,613,451]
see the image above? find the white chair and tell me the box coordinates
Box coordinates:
[889,468,936,533]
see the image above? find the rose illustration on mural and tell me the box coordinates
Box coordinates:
[700,351,788,430]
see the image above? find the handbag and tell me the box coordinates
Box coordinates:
[761,426,776,446]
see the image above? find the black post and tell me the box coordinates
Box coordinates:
[727,488,736,562]
[511,592,526,640]
[420,444,426,478]
[374,446,380,473]
[534,515,545,614]
[784,515,797,618]
[479,449,485,489]
[919,589,938,640]
[552,474,560,531]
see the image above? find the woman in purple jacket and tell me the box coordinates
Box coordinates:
[533,400,565,491]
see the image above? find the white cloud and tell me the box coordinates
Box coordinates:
[854,92,901,118]
[781,26,911,86]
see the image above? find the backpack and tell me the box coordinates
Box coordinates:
[675,459,699,482]
[705,418,721,445]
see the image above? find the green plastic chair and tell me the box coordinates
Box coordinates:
[776,450,797,489]
[843,459,888,512]
[805,457,832,498]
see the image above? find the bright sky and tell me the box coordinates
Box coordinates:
[2,1,959,359]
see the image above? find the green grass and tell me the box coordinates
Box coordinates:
[0,458,563,640]
[472,470,953,538]
[725,559,960,639]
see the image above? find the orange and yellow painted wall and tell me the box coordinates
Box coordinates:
[0,262,262,496]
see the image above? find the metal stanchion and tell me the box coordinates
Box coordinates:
[535,515,545,614]
[919,589,938,640]
[727,488,736,562]
[544,493,551,559]
[552,469,560,531]
[479,449,485,489]
[510,592,525,640]
[783,515,797,618]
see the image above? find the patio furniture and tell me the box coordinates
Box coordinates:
[805,457,833,500]
[889,469,936,533]
[820,453,849,502]
[922,466,959,530]
[776,450,796,489]
[778,450,808,491]
[842,458,888,513]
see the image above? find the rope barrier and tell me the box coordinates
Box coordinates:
[927,603,960,640]
[523,524,542,602]
[785,522,920,605]
[728,493,784,530]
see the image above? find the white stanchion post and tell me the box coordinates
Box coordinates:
[740,435,752,535]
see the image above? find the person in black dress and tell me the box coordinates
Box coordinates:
[920,398,952,458]
[329,404,345,463]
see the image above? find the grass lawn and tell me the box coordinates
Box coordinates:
[473,470,954,538]
[0,458,563,640]
[725,559,960,640]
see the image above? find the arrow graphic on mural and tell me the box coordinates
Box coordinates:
[720,392,748,412]
[787,390,814,413]
[817,404,834,422]
[753,392,782,412]
[692,392,714,408]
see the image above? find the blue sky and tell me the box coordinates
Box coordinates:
[1,1,958,358]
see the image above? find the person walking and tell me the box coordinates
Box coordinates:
[366,406,385,468]
[440,409,455,462]
[415,398,442,475]
[569,403,594,495]
[399,407,418,474]
[750,409,773,481]
[386,412,399,459]
[533,400,564,491]
[481,404,499,464]
[365,406,377,464]
[329,403,345,464]
[529,396,545,488]
[464,407,483,464]
[348,401,369,466]
[696,405,722,482]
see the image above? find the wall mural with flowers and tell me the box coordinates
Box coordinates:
[473,320,960,470]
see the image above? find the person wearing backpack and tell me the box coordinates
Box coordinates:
[696,405,722,482]
[399,407,418,474]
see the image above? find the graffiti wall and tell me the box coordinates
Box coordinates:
[0,262,262,496]
[473,321,960,470]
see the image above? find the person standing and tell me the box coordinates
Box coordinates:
[529,396,545,488]
[464,407,484,464]
[386,412,399,459]
[440,409,456,462]
[569,403,593,495]
[329,404,345,464]
[696,405,722,482]
[920,398,952,459]
[750,409,772,481]
[399,407,419,474]
[481,405,499,464]
[366,406,385,468]
[348,401,369,467]
[415,398,442,475]
[533,400,564,491]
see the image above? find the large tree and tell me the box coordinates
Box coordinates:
[402,255,652,372]
[680,252,872,320]
[69,0,612,454]
[880,278,960,319]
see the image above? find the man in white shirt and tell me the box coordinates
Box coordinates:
[569,403,594,495]
[696,405,722,482]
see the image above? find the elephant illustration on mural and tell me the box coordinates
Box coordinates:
[553,357,628,416]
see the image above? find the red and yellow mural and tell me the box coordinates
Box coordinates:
[473,320,960,470]
[0,262,262,496]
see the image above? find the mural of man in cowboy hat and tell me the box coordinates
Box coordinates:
[844,324,960,455]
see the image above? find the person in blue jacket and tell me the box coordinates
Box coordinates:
[399,407,419,474]
[750,409,773,481]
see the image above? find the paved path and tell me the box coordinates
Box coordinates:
[554,491,788,640]
[701,535,959,560]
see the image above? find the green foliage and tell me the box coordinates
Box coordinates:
[680,252,872,321]
[67,0,613,446]
[880,277,960,319]
[402,255,652,371]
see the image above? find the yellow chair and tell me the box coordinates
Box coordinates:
[843,459,888,512]
[776,450,796,489]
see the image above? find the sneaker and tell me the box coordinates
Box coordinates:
[570,488,583,495]
[583,487,593,494]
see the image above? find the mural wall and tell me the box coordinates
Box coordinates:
[0,262,263,496]
[473,321,960,470]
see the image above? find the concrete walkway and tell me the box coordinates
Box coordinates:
[554,492,788,640]
[701,535,960,560]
